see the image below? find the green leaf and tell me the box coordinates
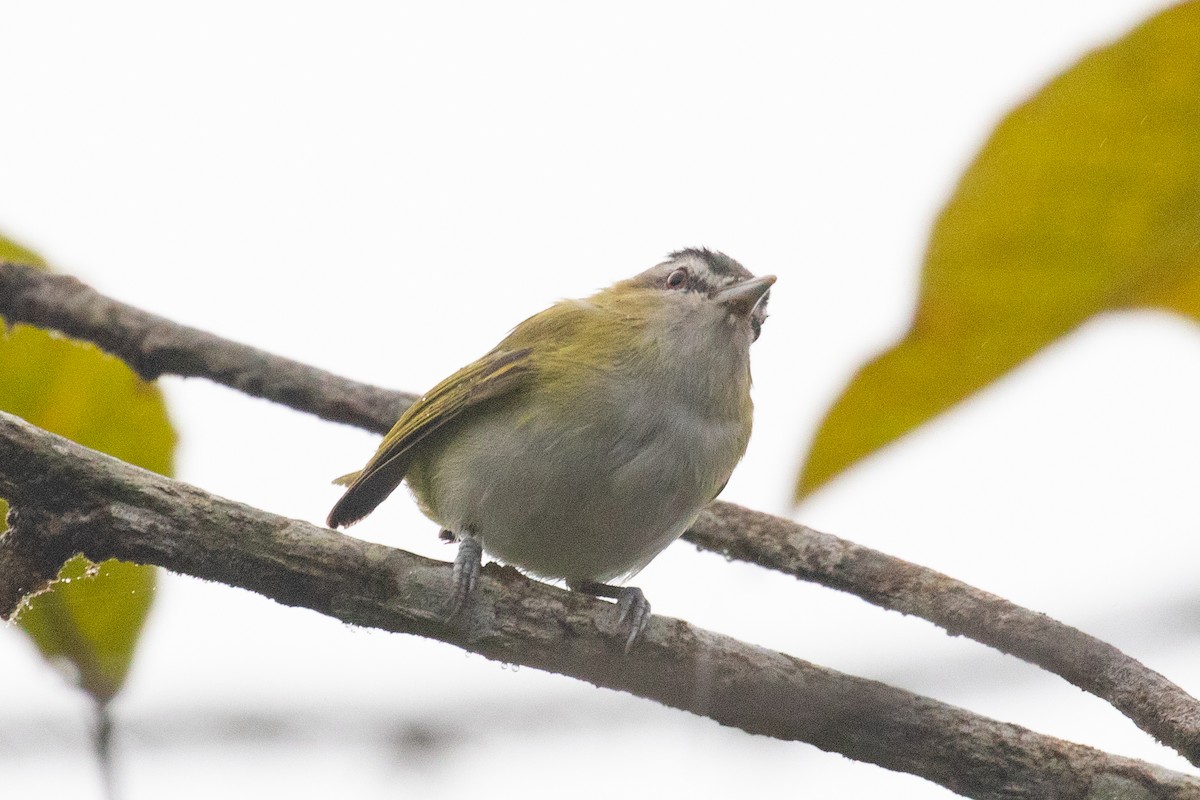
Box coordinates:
[0,232,175,704]
[797,2,1200,500]
[13,557,157,704]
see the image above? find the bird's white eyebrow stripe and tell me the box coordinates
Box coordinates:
[661,248,753,290]
[679,255,738,288]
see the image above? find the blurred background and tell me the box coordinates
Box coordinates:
[2,1,1198,797]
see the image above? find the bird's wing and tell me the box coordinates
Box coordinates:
[326,346,533,528]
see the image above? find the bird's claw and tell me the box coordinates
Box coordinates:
[570,580,651,652]
[615,587,651,653]
[449,532,482,620]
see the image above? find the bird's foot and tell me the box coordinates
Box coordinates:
[448,531,482,620]
[569,580,651,652]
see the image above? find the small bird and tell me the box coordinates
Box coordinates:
[327,248,774,649]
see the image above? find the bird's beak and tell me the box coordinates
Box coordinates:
[714,274,776,316]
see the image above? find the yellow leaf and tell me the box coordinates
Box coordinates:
[0,232,175,704]
[797,2,1200,500]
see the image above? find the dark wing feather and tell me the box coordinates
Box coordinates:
[326,347,533,528]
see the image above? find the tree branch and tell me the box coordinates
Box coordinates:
[0,262,415,431]
[0,411,1196,800]
[685,505,1200,766]
[5,260,1200,765]
[3,260,1200,776]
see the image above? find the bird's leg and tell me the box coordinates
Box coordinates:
[568,580,651,652]
[448,529,482,620]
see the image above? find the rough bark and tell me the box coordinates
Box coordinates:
[1,411,1197,800]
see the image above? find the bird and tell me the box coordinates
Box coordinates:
[327,248,774,649]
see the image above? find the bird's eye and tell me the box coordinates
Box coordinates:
[666,268,688,289]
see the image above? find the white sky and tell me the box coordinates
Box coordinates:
[2,2,1197,798]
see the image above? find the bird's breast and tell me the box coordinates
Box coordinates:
[407,320,754,582]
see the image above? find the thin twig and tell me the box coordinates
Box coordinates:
[94,702,116,800]
[685,504,1200,765]
[0,262,415,431]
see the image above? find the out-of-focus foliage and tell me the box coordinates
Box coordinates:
[15,558,159,704]
[798,1,1200,499]
[0,233,175,704]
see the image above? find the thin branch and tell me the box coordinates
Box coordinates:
[94,702,116,800]
[0,412,1197,800]
[0,262,415,431]
[684,505,1200,766]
